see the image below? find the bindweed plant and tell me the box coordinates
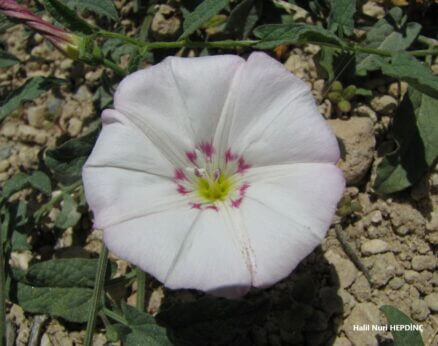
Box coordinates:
[0,0,437,345]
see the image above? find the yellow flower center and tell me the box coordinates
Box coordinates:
[197,173,233,203]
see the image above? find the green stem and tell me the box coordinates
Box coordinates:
[0,219,5,346]
[97,31,438,58]
[84,244,109,346]
[102,58,127,77]
[136,268,146,312]
[102,307,129,326]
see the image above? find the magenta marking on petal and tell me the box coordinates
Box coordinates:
[237,157,251,174]
[239,182,250,195]
[225,148,238,162]
[190,202,202,209]
[186,151,197,164]
[174,168,186,181]
[199,142,214,158]
[231,197,243,208]
[177,185,188,195]
[206,205,219,212]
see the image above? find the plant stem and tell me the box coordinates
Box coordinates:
[0,219,5,346]
[136,268,146,312]
[102,58,127,77]
[84,243,109,346]
[102,307,129,326]
[97,31,438,58]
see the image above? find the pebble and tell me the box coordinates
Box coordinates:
[404,270,419,284]
[0,146,12,160]
[388,81,408,99]
[325,250,358,289]
[361,239,388,255]
[411,299,430,321]
[411,255,437,271]
[424,293,438,312]
[27,105,46,128]
[388,277,404,290]
[0,172,9,182]
[350,275,371,302]
[0,160,10,173]
[333,336,352,346]
[370,253,399,287]
[17,125,46,144]
[370,95,397,114]
[1,122,18,138]
[362,2,385,18]
[344,303,380,346]
[353,104,378,123]
[10,251,33,271]
[151,4,181,40]
[67,118,83,137]
[328,118,375,185]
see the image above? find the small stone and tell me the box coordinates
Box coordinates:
[10,251,32,271]
[370,95,397,114]
[67,118,83,137]
[344,303,380,346]
[370,253,399,287]
[17,125,44,144]
[411,299,429,321]
[27,105,46,128]
[426,211,438,232]
[427,232,438,245]
[353,104,378,123]
[350,275,372,303]
[370,211,382,224]
[1,122,18,138]
[325,250,358,288]
[388,277,404,290]
[151,5,181,40]
[361,239,388,255]
[424,293,438,312]
[60,58,73,71]
[404,270,419,284]
[0,145,12,159]
[328,118,375,185]
[411,255,437,271]
[333,336,352,346]
[0,172,9,182]
[74,85,92,102]
[0,160,10,173]
[388,81,408,98]
[362,2,385,18]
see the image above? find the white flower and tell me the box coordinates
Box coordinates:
[83,52,345,298]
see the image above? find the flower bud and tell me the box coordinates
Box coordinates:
[337,99,352,113]
[328,91,343,103]
[343,85,357,100]
[330,80,343,92]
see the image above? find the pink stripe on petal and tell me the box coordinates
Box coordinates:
[186,151,197,164]
[174,168,186,181]
[199,142,214,158]
[237,157,251,174]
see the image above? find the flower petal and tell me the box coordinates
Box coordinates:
[104,208,252,298]
[241,163,345,287]
[216,52,339,166]
[82,109,184,228]
[113,55,244,165]
[164,209,252,298]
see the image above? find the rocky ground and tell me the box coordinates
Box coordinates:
[1,0,437,345]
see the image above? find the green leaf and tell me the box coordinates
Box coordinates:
[224,0,255,37]
[121,303,172,346]
[253,23,345,49]
[44,128,99,185]
[2,173,29,198]
[355,7,421,76]
[55,194,81,229]
[65,0,118,21]
[328,0,356,36]
[380,305,424,346]
[43,0,94,34]
[180,0,231,39]
[374,88,438,194]
[25,258,110,288]
[0,77,64,123]
[28,171,51,196]
[0,50,19,68]
[15,282,93,323]
[156,296,270,345]
[378,52,438,99]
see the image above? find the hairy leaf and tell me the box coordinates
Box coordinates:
[355,7,421,76]
[374,88,438,194]
[0,77,64,123]
[380,305,424,346]
[25,258,110,288]
[65,0,118,21]
[378,52,438,99]
[180,0,231,39]
[44,128,99,185]
[16,283,93,323]
[43,0,94,34]
[121,303,172,346]
[328,0,356,36]
[0,50,19,68]
[55,194,81,229]
[28,171,52,196]
[254,23,345,49]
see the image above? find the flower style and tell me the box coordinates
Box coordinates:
[83,52,345,298]
[0,0,80,58]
